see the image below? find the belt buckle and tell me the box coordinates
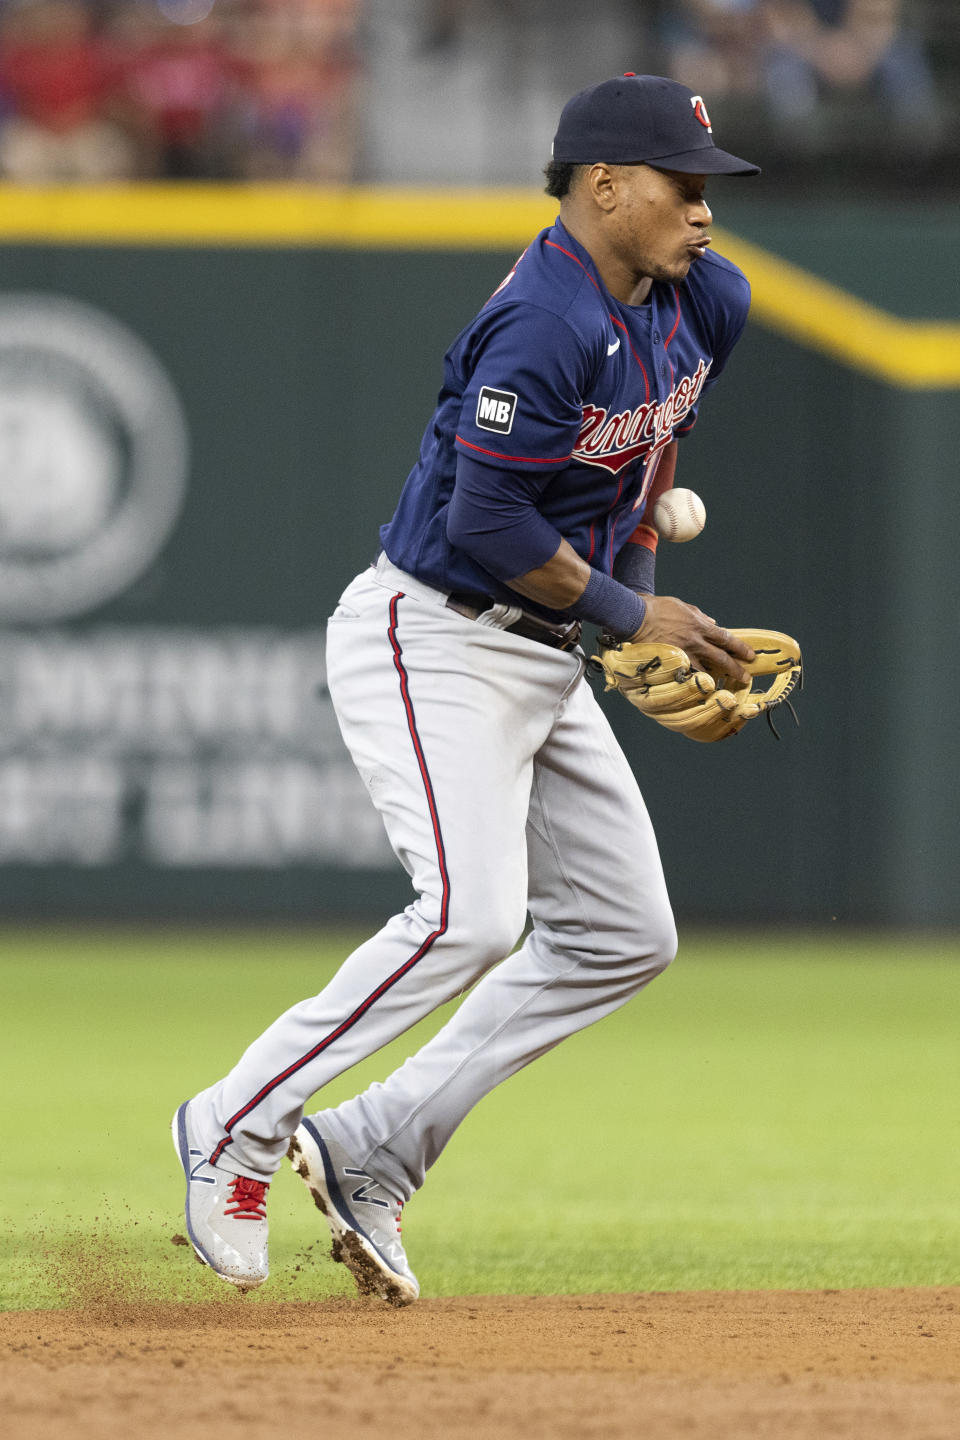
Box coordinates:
[557,620,582,651]
[527,616,580,650]
[513,613,581,650]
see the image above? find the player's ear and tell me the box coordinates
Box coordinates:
[585,163,617,212]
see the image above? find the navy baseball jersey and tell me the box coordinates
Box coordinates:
[382,217,749,605]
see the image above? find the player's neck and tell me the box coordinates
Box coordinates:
[559,212,652,306]
[625,277,653,306]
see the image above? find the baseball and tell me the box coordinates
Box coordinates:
[651,488,706,543]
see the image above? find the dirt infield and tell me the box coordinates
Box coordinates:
[3,1288,958,1439]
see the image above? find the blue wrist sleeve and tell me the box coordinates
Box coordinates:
[573,568,646,638]
[613,541,656,595]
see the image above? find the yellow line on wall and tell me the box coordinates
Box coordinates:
[0,184,555,250]
[0,184,958,389]
[711,230,960,391]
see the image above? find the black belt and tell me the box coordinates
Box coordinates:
[445,592,581,652]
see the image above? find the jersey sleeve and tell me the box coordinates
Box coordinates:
[675,258,751,440]
[702,275,751,392]
[454,302,591,472]
[446,453,565,581]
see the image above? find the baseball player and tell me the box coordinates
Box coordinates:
[174,74,759,1303]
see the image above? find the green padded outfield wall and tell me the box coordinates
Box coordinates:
[0,190,956,925]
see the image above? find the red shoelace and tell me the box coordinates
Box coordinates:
[224,1175,269,1221]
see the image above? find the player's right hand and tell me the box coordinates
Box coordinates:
[628,595,755,687]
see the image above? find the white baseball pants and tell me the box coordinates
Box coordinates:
[189,555,677,1199]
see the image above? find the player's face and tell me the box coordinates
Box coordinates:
[609,166,713,288]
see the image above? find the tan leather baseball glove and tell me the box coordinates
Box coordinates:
[593,628,802,742]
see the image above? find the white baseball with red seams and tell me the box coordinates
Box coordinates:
[651,487,706,542]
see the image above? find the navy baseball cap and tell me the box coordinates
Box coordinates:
[552,74,760,176]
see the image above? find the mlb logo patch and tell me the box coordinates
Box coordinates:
[476,386,517,435]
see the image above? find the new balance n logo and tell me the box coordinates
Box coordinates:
[189,1150,217,1184]
[344,1166,390,1208]
[476,386,517,434]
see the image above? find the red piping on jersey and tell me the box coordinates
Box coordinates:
[209,593,451,1169]
[456,435,568,464]
[663,288,682,388]
[544,236,652,400]
[544,239,602,296]
[606,470,628,573]
[483,244,530,306]
[664,290,682,349]
[608,317,650,402]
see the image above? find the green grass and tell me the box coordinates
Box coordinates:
[3,927,959,1309]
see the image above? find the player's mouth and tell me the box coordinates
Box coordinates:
[686,236,712,259]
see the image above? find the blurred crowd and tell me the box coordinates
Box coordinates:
[658,0,940,149]
[0,0,361,180]
[0,0,951,183]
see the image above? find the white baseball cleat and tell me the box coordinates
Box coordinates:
[288,1117,419,1307]
[171,1101,270,1290]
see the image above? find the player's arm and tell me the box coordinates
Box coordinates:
[482,439,753,682]
[611,439,679,596]
[509,538,752,683]
[448,451,751,681]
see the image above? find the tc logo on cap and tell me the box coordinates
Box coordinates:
[690,95,712,132]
